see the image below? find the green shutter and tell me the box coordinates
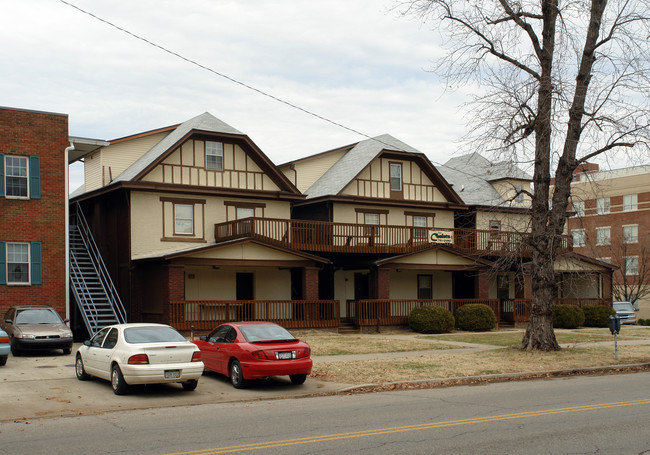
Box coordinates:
[31,242,42,285]
[30,156,41,199]
[0,153,4,197]
[0,241,5,285]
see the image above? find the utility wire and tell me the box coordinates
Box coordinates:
[59,0,518,188]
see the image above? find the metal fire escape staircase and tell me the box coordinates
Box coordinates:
[69,205,127,335]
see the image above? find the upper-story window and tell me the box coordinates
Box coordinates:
[514,185,524,204]
[596,197,610,215]
[572,229,586,247]
[5,156,28,198]
[206,141,224,171]
[174,204,194,235]
[572,201,585,217]
[623,225,638,244]
[389,163,402,191]
[596,227,610,246]
[624,256,639,276]
[413,215,428,239]
[623,194,638,212]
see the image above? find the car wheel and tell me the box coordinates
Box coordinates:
[62,347,72,355]
[111,364,129,395]
[290,374,307,385]
[182,379,198,391]
[0,355,7,366]
[75,354,90,380]
[230,360,246,389]
[10,338,21,356]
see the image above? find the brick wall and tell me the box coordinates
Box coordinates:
[0,107,68,318]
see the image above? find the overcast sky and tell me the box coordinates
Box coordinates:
[3,1,475,191]
[3,1,644,193]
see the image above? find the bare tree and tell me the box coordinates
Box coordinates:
[402,0,650,350]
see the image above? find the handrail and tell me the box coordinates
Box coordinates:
[214,217,572,256]
[72,205,127,327]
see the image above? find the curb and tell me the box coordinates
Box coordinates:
[337,362,650,393]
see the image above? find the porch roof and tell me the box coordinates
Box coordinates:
[134,237,330,264]
[375,244,494,269]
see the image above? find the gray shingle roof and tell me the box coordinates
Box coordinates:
[114,112,243,183]
[438,152,532,207]
[304,134,421,199]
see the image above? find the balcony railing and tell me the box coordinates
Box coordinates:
[215,217,571,257]
[169,300,340,331]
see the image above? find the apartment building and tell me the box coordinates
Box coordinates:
[0,107,68,317]
[567,163,650,318]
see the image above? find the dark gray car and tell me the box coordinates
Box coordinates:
[1,305,73,355]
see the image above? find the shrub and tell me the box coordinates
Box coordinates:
[408,305,455,333]
[553,304,585,329]
[638,318,649,326]
[582,305,616,327]
[455,304,497,331]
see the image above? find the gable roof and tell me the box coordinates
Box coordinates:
[304,134,463,204]
[113,112,244,183]
[438,152,532,207]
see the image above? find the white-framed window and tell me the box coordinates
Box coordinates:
[205,141,223,171]
[624,256,639,276]
[596,227,610,246]
[514,185,524,204]
[6,242,30,284]
[174,204,194,235]
[364,212,380,236]
[389,163,402,192]
[413,215,427,239]
[572,229,586,247]
[572,200,585,217]
[596,197,610,215]
[4,155,29,198]
[417,274,433,299]
[598,257,611,264]
[623,225,638,244]
[623,194,638,212]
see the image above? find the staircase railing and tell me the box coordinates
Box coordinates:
[69,204,127,334]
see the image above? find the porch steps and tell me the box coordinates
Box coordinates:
[69,206,127,336]
[338,319,361,334]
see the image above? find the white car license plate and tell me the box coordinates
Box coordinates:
[276,351,294,360]
[164,370,181,379]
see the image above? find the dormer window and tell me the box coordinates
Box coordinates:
[390,163,402,191]
[206,141,223,171]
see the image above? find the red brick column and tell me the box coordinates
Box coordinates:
[303,267,319,300]
[165,265,185,324]
[375,268,390,300]
[476,269,490,299]
[601,270,613,301]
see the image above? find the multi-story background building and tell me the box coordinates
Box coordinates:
[567,163,650,318]
[0,106,69,318]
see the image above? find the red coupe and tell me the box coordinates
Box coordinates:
[193,322,312,388]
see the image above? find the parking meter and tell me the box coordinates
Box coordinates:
[608,315,620,360]
[608,315,620,334]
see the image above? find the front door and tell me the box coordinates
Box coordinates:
[236,273,254,320]
[497,275,513,323]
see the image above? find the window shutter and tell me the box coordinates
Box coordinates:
[0,241,5,285]
[30,156,41,199]
[31,242,42,285]
[0,153,4,197]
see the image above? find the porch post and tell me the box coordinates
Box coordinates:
[601,269,613,302]
[166,264,185,325]
[375,268,390,300]
[302,267,320,300]
[476,269,489,299]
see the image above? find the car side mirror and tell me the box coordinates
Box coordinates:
[83,340,91,346]
[64,318,70,323]
[199,335,207,341]
[4,319,12,324]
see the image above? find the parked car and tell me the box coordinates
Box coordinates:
[75,323,204,395]
[0,329,9,366]
[1,305,73,356]
[613,301,637,325]
[194,321,312,389]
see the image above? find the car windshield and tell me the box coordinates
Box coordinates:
[15,309,63,324]
[613,303,634,312]
[123,326,187,344]
[239,324,296,342]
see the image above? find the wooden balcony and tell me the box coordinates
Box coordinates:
[215,217,572,257]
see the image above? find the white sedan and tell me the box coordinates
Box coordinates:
[75,323,204,395]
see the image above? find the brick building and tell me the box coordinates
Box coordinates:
[0,107,69,318]
[567,163,650,318]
